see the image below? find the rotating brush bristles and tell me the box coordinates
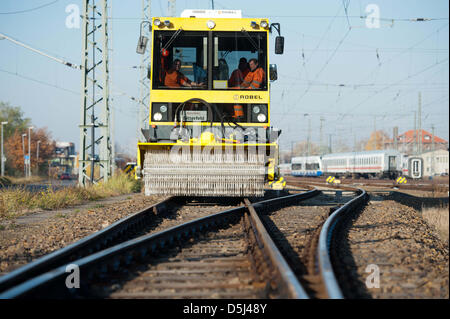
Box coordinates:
[143,149,265,197]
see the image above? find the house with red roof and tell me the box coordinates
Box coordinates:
[384,129,448,155]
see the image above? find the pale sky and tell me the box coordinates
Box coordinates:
[0,0,448,156]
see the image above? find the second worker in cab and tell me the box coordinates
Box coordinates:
[239,58,265,90]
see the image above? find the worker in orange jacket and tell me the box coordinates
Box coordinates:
[228,57,250,87]
[163,58,203,88]
[239,58,265,90]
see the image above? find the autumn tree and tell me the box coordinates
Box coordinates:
[365,130,391,151]
[0,102,32,140]
[4,128,55,176]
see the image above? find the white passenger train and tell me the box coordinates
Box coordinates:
[400,154,423,179]
[291,156,323,177]
[322,150,401,179]
[290,150,423,179]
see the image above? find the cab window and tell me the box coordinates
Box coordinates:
[213,31,267,90]
[153,31,208,89]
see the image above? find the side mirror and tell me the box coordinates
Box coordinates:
[269,64,278,81]
[275,36,284,55]
[136,36,148,54]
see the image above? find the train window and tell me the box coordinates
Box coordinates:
[153,31,209,90]
[292,164,302,170]
[305,163,320,170]
[213,32,267,90]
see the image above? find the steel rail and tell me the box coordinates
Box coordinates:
[0,189,320,299]
[0,196,176,293]
[244,198,310,299]
[317,188,369,299]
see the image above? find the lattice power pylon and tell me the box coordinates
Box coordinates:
[79,0,112,186]
[137,0,151,142]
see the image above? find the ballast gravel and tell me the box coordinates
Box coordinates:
[336,195,448,299]
[0,193,166,275]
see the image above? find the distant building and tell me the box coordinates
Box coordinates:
[420,149,449,177]
[384,129,448,155]
[49,141,77,177]
[55,141,75,158]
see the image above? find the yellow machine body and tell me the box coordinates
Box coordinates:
[137,14,281,196]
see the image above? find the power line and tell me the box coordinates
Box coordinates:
[305,5,343,65]
[243,14,449,22]
[0,1,59,15]
[297,28,352,101]
[0,32,80,69]
[278,4,352,125]
[340,57,449,117]
[342,0,351,29]
[0,67,79,95]
[311,23,450,121]
[360,23,449,85]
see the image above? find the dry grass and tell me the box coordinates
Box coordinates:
[422,205,449,243]
[0,172,141,219]
[6,175,47,185]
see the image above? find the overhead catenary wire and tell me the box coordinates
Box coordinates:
[303,23,450,129]
[0,67,79,95]
[0,32,80,69]
[340,57,449,118]
[0,1,59,15]
[243,13,449,22]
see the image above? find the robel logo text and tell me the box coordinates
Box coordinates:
[239,95,263,100]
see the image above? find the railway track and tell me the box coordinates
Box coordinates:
[0,196,240,292]
[0,190,318,298]
[0,185,374,299]
[332,191,449,299]
[285,176,449,193]
[253,191,356,298]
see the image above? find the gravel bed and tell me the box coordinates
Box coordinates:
[335,194,449,299]
[0,191,283,277]
[0,193,166,275]
[91,220,265,299]
[259,192,355,297]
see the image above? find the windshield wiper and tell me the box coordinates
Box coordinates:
[241,29,260,53]
[162,28,183,52]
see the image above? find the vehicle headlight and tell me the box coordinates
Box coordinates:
[253,106,260,114]
[207,20,216,29]
[160,105,167,112]
[257,113,266,122]
[260,20,268,28]
[153,19,161,26]
[153,112,163,121]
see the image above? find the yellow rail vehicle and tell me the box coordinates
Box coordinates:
[136,10,284,197]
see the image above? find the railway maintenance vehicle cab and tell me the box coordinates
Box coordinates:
[135,9,284,197]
